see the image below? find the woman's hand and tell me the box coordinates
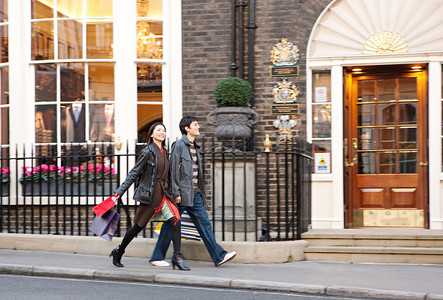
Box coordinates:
[175,196,181,204]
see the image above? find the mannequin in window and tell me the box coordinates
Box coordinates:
[62,102,86,143]
[90,104,115,142]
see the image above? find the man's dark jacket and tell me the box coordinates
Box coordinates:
[170,134,206,207]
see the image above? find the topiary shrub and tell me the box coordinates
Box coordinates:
[213,77,252,107]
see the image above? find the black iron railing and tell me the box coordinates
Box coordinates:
[0,138,312,241]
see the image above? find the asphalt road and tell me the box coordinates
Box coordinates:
[0,274,382,300]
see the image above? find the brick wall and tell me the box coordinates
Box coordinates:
[182,0,329,235]
[181,0,332,141]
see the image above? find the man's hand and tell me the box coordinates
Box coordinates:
[175,196,182,204]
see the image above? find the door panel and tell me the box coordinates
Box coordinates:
[344,66,428,228]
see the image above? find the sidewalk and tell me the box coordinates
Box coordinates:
[1,249,443,300]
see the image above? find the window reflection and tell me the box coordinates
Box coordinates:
[399,77,417,100]
[137,0,162,18]
[58,20,82,59]
[137,104,162,143]
[61,63,85,102]
[378,103,396,125]
[399,152,417,173]
[0,24,7,63]
[86,22,113,59]
[357,80,375,102]
[89,63,114,101]
[137,63,162,142]
[357,103,375,126]
[1,107,8,145]
[312,105,331,138]
[0,67,8,105]
[32,0,53,19]
[379,152,396,174]
[359,128,375,150]
[35,105,57,143]
[57,0,83,18]
[137,20,163,59]
[377,78,396,102]
[398,103,417,124]
[358,152,375,174]
[35,64,56,102]
[32,21,54,60]
[0,66,8,147]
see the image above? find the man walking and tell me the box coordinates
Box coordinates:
[150,116,237,267]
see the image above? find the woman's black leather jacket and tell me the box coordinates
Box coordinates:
[115,143,158,204]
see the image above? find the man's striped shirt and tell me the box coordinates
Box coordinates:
[189,142,200,192]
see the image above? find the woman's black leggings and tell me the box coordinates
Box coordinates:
[120,219,182,254]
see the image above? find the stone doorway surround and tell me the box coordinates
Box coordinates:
[307,0,443,230]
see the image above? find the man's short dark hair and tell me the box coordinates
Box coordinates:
[179,116,198,135]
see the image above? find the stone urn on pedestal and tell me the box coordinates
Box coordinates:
[207,77,258,149]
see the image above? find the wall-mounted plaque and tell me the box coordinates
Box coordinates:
[270,103,299,115]
[270,66,299,77]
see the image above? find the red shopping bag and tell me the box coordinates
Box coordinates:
[92,194,118,217]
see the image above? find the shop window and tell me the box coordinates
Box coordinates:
[0,67,8,148]
[0,0,8,157]
[137,62,162,143]
[136,0,163,60]
[0,0,8,174]
[31,0,113,60]
[31,0,114,154]
[312,70,331,173]
[35,62,114,145]
[136,0,163,146]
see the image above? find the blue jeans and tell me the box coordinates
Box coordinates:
[150,191,227,266]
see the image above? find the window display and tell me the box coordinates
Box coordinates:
[31,1,115,149]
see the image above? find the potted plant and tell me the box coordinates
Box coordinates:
[207,77,258,144]
[1,167,9,196]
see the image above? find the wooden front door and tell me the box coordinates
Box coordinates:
[344,65,428,228]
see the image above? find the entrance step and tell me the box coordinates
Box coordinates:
[302,229,443,265]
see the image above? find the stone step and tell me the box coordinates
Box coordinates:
[303,238,443,248]
[301,229,443,264]
[304,246,443,265]
[302,229,443,248]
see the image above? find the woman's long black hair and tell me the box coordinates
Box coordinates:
[146,122,167,148]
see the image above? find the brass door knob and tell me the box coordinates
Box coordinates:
[419,162,428,167]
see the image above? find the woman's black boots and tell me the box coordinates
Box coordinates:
[110,246,124,267]
[171,252,190,271]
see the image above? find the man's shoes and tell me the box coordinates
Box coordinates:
[150,260,170,267]
[216,251,237,267]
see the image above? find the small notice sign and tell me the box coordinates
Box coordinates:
[315,87,327,102]
[315,152,330,174]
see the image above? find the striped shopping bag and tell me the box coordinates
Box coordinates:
[180,210,201,241]
[154,210,201,241]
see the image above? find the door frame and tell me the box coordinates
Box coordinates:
[343,64,429,228]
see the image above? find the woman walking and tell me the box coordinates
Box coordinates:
[110,122,189,271]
